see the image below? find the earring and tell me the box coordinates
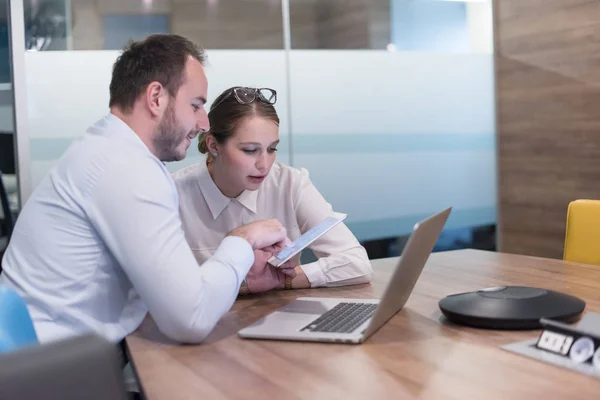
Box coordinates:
[211,152,218,157]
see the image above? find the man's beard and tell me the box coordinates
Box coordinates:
[152,103,190,162]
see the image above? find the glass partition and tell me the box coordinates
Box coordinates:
[21,0,290,186]
[288,0,496,257]
[10,0,496,257]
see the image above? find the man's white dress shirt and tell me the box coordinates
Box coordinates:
[0,114,254,344]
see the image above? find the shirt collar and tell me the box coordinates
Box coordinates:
[237,188,258,215]
[100,113,159,159]
[197,162,258,219]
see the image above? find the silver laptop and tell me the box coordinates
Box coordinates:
[238,207,452,344]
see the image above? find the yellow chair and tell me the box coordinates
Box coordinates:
[563,199,600,265]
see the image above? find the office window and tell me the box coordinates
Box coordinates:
[23,0,286,51]
[290,0,390,49]
[103,15,169,50]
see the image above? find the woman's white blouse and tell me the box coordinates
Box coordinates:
[172,161,372,287]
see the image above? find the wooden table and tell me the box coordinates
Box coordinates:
[127,249,600,399]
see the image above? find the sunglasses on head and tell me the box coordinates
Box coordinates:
[210,87,277,111]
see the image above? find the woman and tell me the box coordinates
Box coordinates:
[172,86,372,294]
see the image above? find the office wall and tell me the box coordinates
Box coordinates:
[0,88,12,131]
[288,51,495,240]
[24,49,291,183]
[16,0,496,246]
[466,2,493,54]
[495,0,600,258]
[390,0,492,53]
[391,0,469,52]
[68,0,388,50]
[24,49,495,242]
[0,1,11,132]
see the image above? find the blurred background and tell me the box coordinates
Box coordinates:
[1,0,496,260]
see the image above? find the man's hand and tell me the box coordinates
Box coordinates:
[245,250,297,294]
[228,219,287,251]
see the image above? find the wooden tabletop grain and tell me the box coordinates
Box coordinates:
[127,249,600,399]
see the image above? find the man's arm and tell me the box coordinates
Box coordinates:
[86,158,254,343]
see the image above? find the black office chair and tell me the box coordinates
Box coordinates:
[0,171,14,240]
[0,334,130,400]
[0,171,13,273]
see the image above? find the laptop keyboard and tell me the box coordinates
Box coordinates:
[301,302,377,333]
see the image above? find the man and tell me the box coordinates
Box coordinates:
[0,34,289,344]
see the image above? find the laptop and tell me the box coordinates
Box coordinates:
[238,207,452,344]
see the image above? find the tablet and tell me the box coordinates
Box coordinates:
[268,213,347,267]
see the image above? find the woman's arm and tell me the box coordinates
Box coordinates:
[288,169,373,288]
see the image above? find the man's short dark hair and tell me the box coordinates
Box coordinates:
[109,34,207,113]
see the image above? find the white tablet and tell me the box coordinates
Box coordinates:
[268,213,347,267]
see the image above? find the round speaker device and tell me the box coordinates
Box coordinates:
[438,286,586,330]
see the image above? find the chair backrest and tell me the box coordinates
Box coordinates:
[563,199,600,265]
[0,286,38,353]
[0,333,129,400]
[0,133,15,175]
[0,171,14,239]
